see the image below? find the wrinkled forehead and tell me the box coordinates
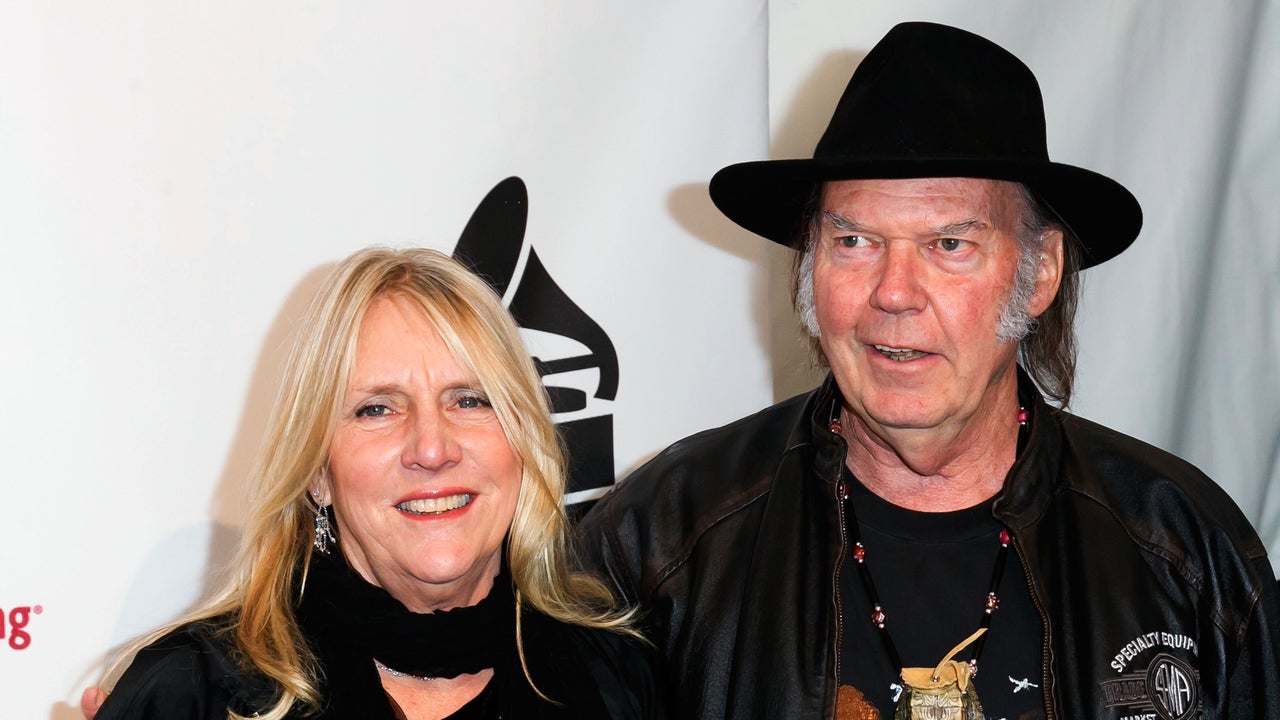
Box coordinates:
[817,177,1026,233]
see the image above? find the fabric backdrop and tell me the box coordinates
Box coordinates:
[1,2,1276,717]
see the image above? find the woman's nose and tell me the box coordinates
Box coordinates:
[401,410,463,471]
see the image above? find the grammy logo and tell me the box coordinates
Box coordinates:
[452,177,619,513]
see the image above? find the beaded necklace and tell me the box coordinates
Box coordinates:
[831,406,1028,678]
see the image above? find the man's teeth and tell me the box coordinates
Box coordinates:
[398,494,473,515]
[874,345,927,361]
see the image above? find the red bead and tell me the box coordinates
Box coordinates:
[871,607,887,628]
[985,592,1000,613]
[1017,408,1029,425]
[828,420,842,434]
[999,528,1010,546]
[853,543,866,562]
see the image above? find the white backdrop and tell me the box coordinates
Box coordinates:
[1,1,1277,717]
[0,3,773,715]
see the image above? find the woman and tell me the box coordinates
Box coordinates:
[89,247,663,719]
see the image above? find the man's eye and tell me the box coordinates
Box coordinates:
[837,235,868,248]
[936,238,964,252]
[355,404,391,418]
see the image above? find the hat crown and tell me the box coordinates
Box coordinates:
[816,22,1049,163]
[707,21,1142,267]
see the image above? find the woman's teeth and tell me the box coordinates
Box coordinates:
[397,494,473,515]
[874,345,927,361]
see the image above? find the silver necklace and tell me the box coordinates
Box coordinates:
[374,658,436,682]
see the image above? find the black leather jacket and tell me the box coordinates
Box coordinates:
[578,373,1280,719]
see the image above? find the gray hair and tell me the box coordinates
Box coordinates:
[995,184,1056,342]
[790,181,1081,405]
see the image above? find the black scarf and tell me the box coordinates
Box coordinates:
[294,552,517,718]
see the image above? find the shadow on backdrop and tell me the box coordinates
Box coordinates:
[764,48,870,402]
[670,49,872,407]
[66,263,336,720]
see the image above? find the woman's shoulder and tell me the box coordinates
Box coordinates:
[96,618,277,720]
[520,610,667,719]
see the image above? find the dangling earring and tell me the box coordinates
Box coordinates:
[313,490,336,555]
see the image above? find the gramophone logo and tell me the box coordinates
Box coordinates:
[451,178,618,511]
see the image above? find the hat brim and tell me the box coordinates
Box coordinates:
[709,156,1142,270]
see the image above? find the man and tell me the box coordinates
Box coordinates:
[577,21,1280,720]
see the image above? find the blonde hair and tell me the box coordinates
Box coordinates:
[105,247,633,719]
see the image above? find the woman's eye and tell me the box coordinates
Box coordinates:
[936,237,964,252]
[455,393,491,410]
[355,404,391,418]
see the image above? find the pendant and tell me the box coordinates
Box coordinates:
[893,677,982,720]
[892,630,986,720]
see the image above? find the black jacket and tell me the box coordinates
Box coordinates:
[95,609,665,719]
[578,373,1280,719]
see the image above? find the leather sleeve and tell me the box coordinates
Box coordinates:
[1224,556,1280,717]
[576,480,648,608]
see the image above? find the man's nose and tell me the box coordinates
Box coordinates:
[401,410,463,471]
[871,244,927,314]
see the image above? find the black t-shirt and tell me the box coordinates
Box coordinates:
[838,469,1047,720]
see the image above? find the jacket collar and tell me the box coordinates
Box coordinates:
[790,372,848,488]
[993,369,1064,529]
[799,367,1063,522]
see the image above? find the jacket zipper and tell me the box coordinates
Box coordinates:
[832,475,848,719]
[1010,532,1055,720]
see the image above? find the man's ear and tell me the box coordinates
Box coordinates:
[1029,229,1064,317]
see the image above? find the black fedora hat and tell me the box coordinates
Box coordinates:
[709,22,1142,269]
